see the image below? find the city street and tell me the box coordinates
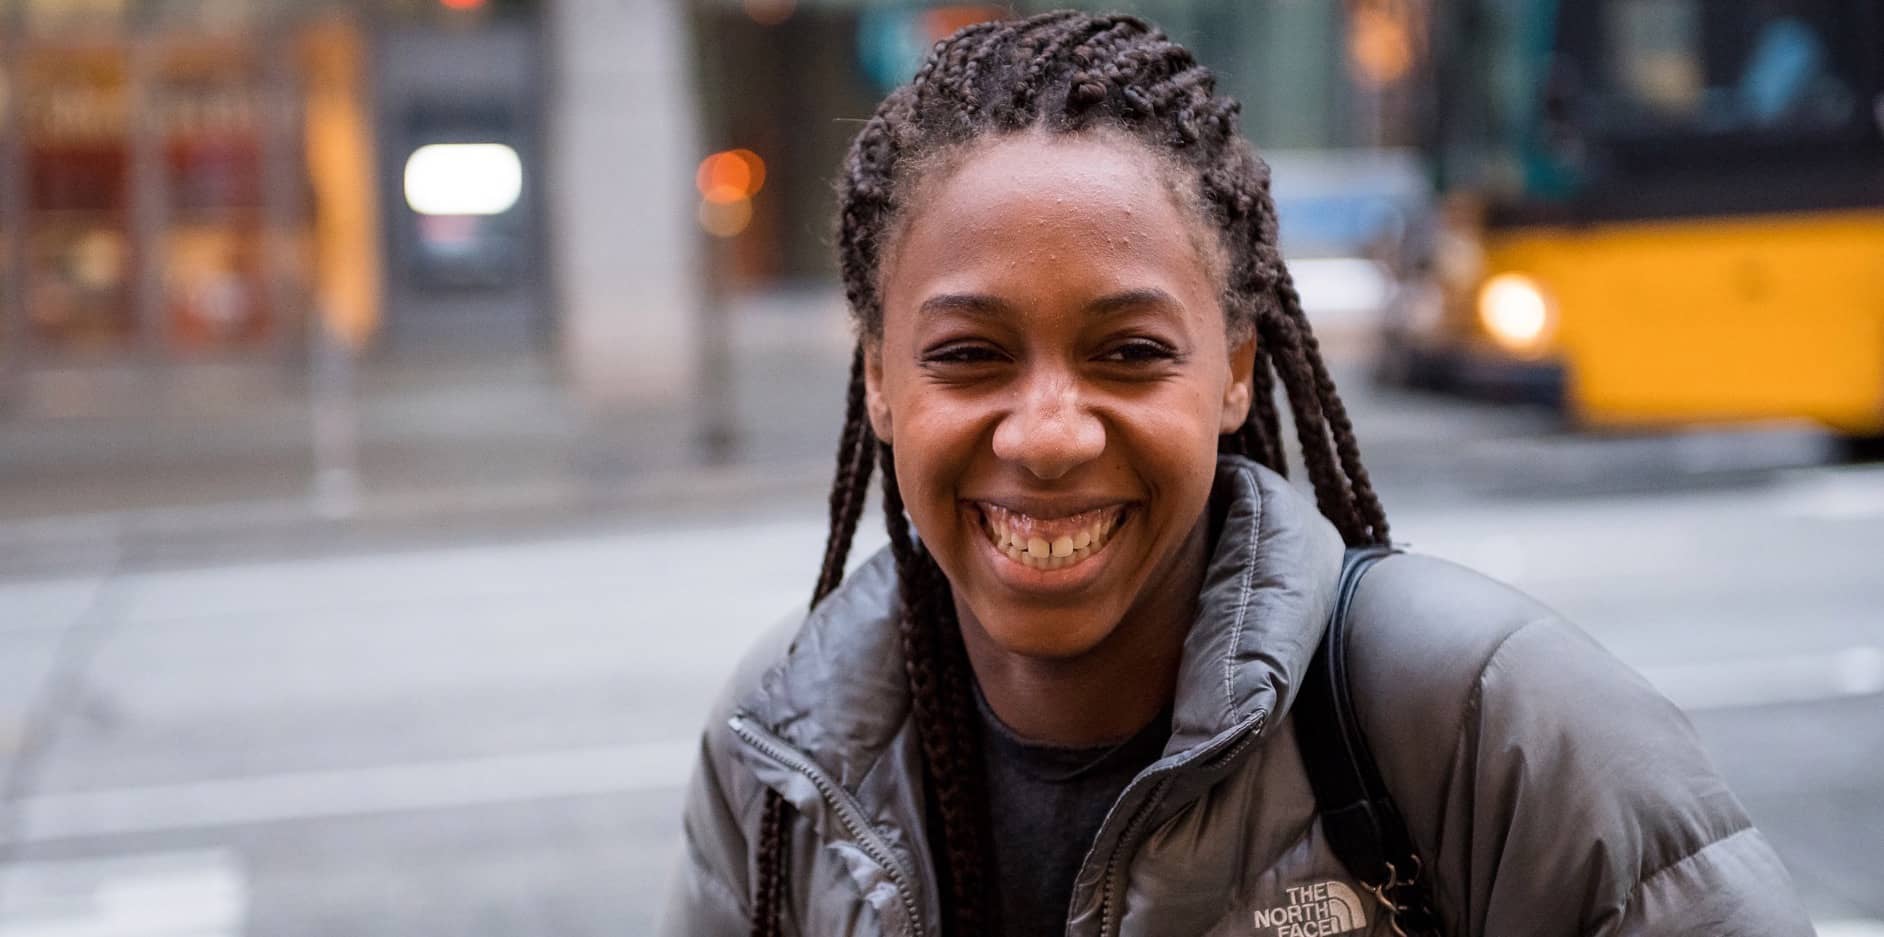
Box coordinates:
[6,0,1881,932]
[1,451,1880,935]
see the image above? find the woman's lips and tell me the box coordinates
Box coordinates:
[975,502,1129,572]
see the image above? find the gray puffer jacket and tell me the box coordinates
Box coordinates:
[660,455,1813,937]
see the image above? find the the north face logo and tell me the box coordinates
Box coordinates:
[1251,880,1368,936]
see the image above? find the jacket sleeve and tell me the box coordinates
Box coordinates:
[659,728,754,937]
[658,615,803,937]
[1346,555,1815,937]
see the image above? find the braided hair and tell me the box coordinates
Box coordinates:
[754,12,1389,935]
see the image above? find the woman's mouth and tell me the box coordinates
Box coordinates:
[975,502,1128,572]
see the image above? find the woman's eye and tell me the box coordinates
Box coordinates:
[921,344,1006,365]
[1097,340,1179,363]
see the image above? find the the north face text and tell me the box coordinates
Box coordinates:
[1251,881,1367,937]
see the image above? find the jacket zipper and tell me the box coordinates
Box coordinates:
[729,714,928,937]
[1095,711,1269,937]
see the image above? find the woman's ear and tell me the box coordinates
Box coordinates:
[1218,334,1256,434]
[864,343,893,444]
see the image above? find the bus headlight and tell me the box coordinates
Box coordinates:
[1477,272,1555,356]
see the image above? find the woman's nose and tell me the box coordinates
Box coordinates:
[991,374,1105,480]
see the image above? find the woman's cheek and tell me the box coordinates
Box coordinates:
[891,452,956,547]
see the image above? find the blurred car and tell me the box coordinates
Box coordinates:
[1267,147,1430,350]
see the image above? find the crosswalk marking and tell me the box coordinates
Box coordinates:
[1817,921,1884,937]
[0,849,245,937]
[13,739,697,845]
[1640,645,1884,711]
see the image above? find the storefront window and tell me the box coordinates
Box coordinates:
[158,42,274,350]
[21,0,132,38]
[21,49,137,349]
[397,109,526,289]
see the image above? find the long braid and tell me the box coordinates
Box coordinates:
[1260,310,1367,543]
[1248,353,1286,472]
[757,12,1396,936]
[812,345,877,605]
[880,443,992,936]
[752,349,877,935]
[753,792,787,937]
[1272,273,1391,542]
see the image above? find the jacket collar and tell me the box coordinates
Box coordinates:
[740,454,1346,789]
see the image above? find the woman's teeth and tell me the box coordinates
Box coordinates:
[978,503,1125,571]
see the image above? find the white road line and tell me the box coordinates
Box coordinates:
[0,849,245,937]
[1776,465,1884,520]
[13,739,697,845]
[1640,646,1884,712]
[1817,921,1884,937]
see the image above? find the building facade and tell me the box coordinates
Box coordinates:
[0,0,564,418]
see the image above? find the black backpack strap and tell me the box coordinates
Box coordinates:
[1296,545,1446,937]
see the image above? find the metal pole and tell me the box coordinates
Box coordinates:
[696,234,736,465]
[0,30,26,414]
[691,5,736,466]
[260,23,299,372]
[128,35,166,370]
[308,308,359,519]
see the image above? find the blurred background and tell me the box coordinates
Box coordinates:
[0,0,1880,933]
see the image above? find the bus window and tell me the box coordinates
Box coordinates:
[1590,0,1863,139]
[1605,0,1704,118]
[1737,16,1841,125]
[1430,1,1544,197]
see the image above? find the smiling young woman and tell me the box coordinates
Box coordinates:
[660,12,1812,937]
[869,131,1246,743]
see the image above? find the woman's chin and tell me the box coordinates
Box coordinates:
[972,612,1117,663]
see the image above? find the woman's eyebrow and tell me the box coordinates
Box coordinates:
[918,292,1014,319]
[917,288,1181,320]
[1085,287,1182,317]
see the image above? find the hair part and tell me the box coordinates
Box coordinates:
[755,12,1389,935]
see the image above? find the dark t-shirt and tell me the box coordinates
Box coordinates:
[975,682,1173,937]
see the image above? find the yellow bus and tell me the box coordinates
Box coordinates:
[1381,0,1884,437]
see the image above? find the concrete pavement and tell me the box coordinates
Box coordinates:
[1,463,1881,933]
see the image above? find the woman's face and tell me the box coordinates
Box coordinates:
[866,131,1254,661]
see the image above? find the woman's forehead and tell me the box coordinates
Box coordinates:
[882,133,1218,306]
[907,133,1184,235]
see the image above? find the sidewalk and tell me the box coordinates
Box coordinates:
[0,290,858,575]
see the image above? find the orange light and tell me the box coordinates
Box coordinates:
[1348,4,1415,87]
[698,196,754,238]
[923,6,1006,41]
[440,0,485,11]
[695,149,766,205]
[743,0,794,26]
